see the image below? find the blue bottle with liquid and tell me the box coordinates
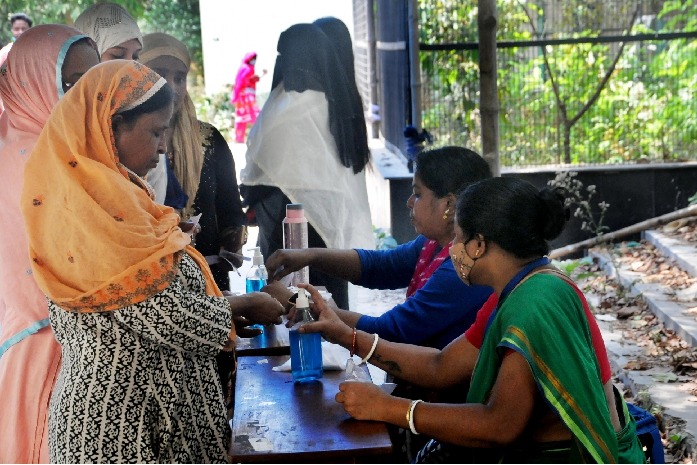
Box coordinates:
[289,288,323,382]
[246,247,268,332]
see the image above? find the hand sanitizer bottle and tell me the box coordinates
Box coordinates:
[246,247,268,332]
[289,288,323,382]
[245,247,268,293]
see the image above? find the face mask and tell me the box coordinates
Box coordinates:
[449,241,478,285]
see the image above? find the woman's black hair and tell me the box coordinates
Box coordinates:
[455,176,570,258]
[116,83,173,126]
[414,146,492,198]
[271,22,369,174]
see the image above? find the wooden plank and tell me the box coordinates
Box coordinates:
[230,355,392,463]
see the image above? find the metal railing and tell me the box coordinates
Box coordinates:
[419,2,697,167]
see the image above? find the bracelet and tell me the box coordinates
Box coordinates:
[350,328,357,357]
[407,399,423,435]
[360,333,379,365]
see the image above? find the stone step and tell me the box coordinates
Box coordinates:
[588,236,697,457]
[644,229,697,278]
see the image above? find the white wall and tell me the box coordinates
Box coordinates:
[200,0,354,98]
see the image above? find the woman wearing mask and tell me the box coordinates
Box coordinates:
[296,177,645,463]
[231,51,265,143]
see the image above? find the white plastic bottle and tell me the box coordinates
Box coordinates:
[282,203,309,286]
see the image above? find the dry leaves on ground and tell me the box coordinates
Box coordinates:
[569,256,696,463]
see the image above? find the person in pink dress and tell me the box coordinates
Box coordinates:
[231,51,266,143]
[0,25,99,463]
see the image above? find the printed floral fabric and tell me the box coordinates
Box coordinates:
[21,60,222,313]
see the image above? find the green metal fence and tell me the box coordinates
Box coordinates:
[418,0,697,167]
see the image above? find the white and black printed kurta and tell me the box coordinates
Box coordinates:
[48,253,232,463]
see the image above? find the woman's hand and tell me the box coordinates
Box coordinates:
[261,280,294,312]
[336,381,392,421]
[265,249,311,282]
[232,315,263,338]
[226,292,285,326]
[297,284,351,345]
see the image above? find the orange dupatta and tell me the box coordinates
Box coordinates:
[21,60,222,313]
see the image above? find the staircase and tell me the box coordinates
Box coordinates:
[583,221,697,462]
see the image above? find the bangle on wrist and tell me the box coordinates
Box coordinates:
[350,328,357,357]
[407,399,423,435]
[360,333,379,365]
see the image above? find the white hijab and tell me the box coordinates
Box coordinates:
[74,2,142,57]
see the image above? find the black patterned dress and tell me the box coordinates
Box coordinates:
[48,253,232,463]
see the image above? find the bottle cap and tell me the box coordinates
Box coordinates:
[295,287,309,309]
[252,247,263,266]
[285,203,305,219]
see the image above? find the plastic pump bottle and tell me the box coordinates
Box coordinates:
[246,247,268,333]
[289,288,323,382]
[283,203,309,286]
[246,247,268,293]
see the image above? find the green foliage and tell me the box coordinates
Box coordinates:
[419,0,697,166]
[552,256,596,280]
[141,0,203,73]
[373,227,398,250]
[0,1,144,45]
[688,192,697,206]
[191,79,235,141]
[549,171,609,237]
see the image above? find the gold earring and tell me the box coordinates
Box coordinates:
[443,208,450,220]
[475,250,480,256]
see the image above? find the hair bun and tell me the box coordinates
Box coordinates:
[537,187,569,241]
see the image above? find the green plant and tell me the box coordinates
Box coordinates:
[191,80,235,142]
[549,171,609,237]
[548,171,638,298]
[373,227,398,250]
[689,192,697,206]
[552,256,596,280]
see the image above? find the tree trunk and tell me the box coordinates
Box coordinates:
[478,0,500,176]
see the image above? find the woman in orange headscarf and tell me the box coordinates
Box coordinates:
[0,24,99,463]
[21,60,280,463]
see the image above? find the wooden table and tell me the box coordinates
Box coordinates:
[229,355,393,463]
[236,323,290,356]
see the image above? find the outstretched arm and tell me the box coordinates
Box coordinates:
[265,248,362,283]
[300,284,478,390]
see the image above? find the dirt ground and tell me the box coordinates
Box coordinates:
[569,219,697,463]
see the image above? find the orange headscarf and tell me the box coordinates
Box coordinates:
[21,60,221,313]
